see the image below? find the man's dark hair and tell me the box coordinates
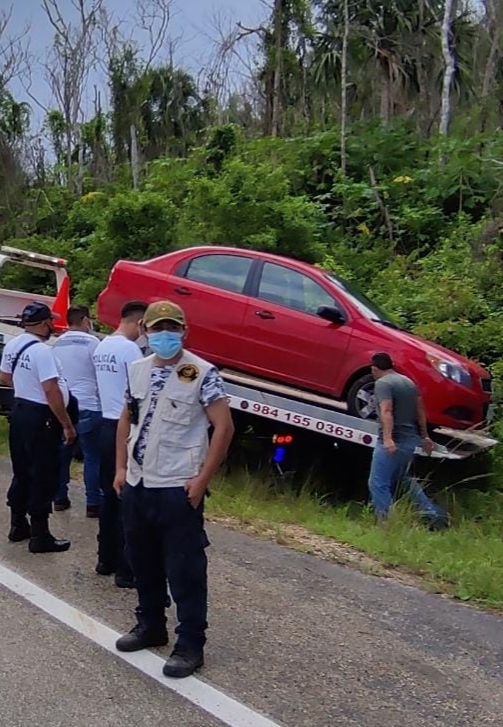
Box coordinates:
[120,300,148,320]
[67,304,90,326]
[371,352,394,371]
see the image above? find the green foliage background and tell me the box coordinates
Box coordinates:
[4,122,503,428]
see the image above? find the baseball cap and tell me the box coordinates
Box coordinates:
[21,302,60,326]
[143,300,186,328]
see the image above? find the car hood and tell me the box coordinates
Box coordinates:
[376,323,490,378]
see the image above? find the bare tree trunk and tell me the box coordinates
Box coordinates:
[271,0,283,137]
[480,0,503,132]
[130,123,139,189]
[77,126,84,197]
[379,58,392,126]
[369,166,394,245]
[439,0,457,136]
[340,0,349,174]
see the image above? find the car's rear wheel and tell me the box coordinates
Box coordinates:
[347,374,377,420]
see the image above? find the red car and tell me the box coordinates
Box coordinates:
[98,246,493,430]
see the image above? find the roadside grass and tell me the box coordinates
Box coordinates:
[208,470,503,610]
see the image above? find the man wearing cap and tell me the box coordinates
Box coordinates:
[0,302,76,553]
[114,300,234,679]
[93,300,147,588]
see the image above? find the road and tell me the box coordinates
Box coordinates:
[0,458,502,727]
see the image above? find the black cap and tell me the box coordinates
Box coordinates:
[21,302,60,326]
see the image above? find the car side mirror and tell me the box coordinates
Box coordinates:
[317,305,346,325]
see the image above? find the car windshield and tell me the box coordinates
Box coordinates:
[325,273,401,328]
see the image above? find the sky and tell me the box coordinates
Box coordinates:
[5,0,266,128]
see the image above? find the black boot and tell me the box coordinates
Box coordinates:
[29,516,71,554]
[8,512,30,542]
[162,645,204,678]
[116,624,168,653]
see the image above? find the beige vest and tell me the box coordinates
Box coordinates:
[126,350,213,488]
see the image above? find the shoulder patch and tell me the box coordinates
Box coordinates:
[177,363,199,383]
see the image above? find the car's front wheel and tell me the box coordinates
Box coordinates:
[347,374,377,420]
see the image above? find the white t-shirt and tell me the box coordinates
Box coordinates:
[0,333,69,406]
[93,334,142,419]
[52,330,100,412]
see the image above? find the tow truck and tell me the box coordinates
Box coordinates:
[0,246,497,462]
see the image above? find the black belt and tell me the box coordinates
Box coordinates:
[13,398,50,412]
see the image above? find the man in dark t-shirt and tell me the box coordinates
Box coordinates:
[368,352,446,525]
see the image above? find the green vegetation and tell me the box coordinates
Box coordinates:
[209,471,503,609]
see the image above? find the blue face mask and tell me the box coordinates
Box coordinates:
[147,331,183,359]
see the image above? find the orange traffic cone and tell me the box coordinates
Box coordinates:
[52,275,70,332]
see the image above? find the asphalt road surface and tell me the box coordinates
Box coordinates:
[0,457,502,727]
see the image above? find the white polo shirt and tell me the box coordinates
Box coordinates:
[0,333,69,406]
[93,334,142,419]
[52,330,100,412]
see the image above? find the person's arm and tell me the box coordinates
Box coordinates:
[375,378,396,454]
[378,399,397,454]
[0,345,13,386]
[113,404,131,494]
[38,347,75,444]
[0,371,12,387]
[417,394,434,454]
[42,379,76,445]
[185,398,235,508]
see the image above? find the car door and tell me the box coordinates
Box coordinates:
[167,252,254,367]
[242,261,353,394]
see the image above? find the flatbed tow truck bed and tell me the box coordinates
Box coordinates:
[220,370,498,460]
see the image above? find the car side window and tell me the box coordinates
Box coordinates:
[258,262,335,314]
[185,254,253,294]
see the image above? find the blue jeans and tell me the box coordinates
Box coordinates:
[368,435,442,519]
[57,409,103,507]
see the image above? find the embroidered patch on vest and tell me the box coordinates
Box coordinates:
[177,363,199,382]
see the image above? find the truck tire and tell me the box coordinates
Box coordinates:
[347,374,377,420]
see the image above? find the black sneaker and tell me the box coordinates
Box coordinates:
[116,624,168,653]
[54,499,71,512]
[96,561,116,576]
[29,533,71,553]
[162,646,204,678]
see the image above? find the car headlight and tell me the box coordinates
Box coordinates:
[427,354,472,387]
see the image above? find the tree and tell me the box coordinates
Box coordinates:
[41,0,103,193]
[439,0,457,135]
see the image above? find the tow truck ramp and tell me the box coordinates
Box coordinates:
[221,371,498,460]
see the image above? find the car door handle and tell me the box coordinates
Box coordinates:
[255,310,275,320]
[174,286,191,295]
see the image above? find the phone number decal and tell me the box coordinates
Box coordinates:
[228,395,375,445]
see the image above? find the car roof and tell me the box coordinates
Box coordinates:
[173,245,322,276]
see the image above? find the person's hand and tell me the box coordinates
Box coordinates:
[383,438,397,455]
[184,475,208,509]
[421,436,434,456]
[63,424,76,446]
[113,467,127,496]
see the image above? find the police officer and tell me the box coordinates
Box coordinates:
[53,305,102,517]
[93,300,147,588]
[114,301,234,679]
[0,302,76,553]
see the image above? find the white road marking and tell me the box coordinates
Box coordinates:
[0,562,285,727]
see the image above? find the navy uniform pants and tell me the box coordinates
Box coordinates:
[121,482,209,652]
[7,398,61,520]
[97,418,132,578]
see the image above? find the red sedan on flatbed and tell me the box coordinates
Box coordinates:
[97,246,493,430]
